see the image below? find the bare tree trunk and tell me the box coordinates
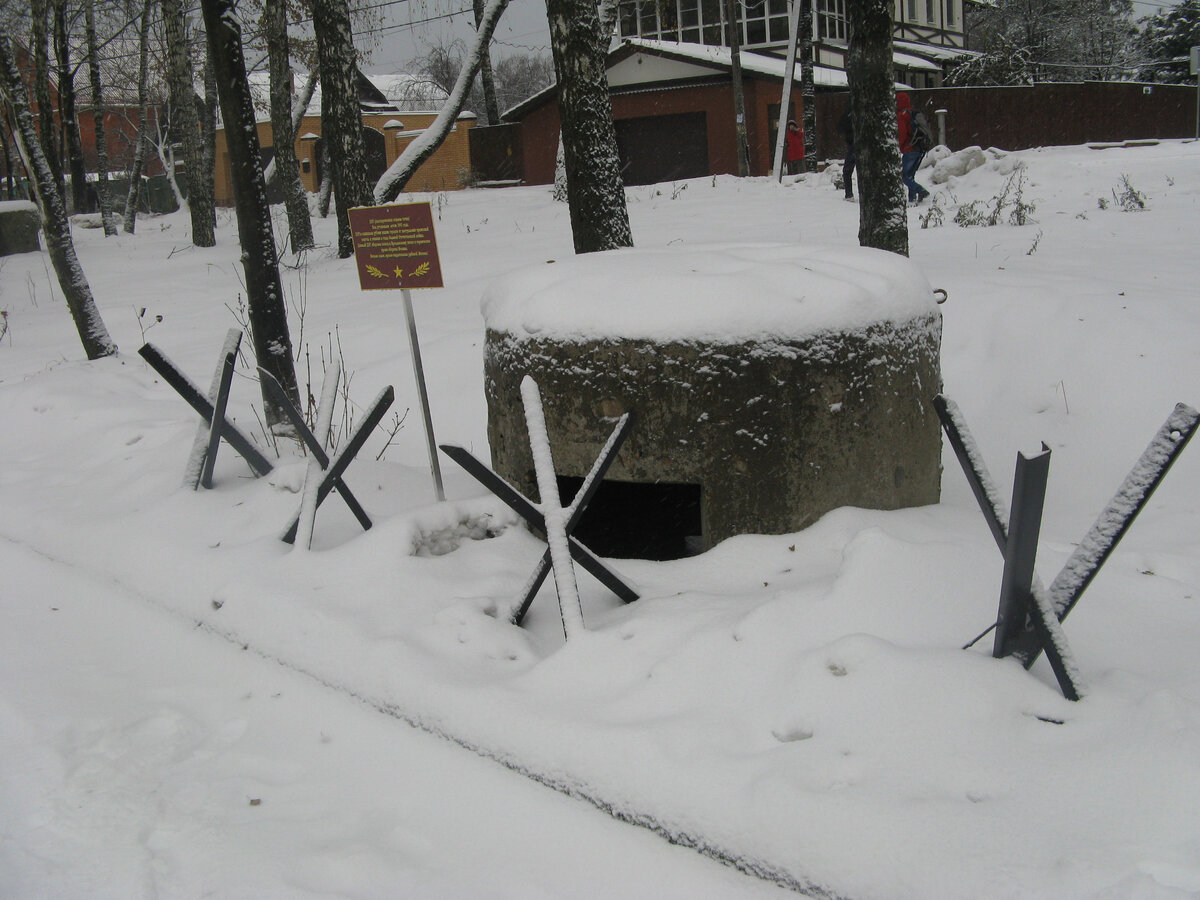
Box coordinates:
[53,0,90,213]
[0,34,116,360]
[551,0,617,200]
[800,0,817,170]
[374,0,508,203]
[264,0,314,253]
[546,0,632,253]
[473,0,503,124]
[152,114,187,209]
[123,0,154,233]
[1,123,15,199]
[316,144,333,216]
[846,0,907,256]
[312,0,371,257]
[199,0,300,430]
[262,67,319,185]
[200,43,217,223]
[723,0,751,176]
[163,0,215,246]
[85,3,117,235]
[31,0,63,196]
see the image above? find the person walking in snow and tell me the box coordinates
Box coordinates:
[896,92,931,205]
[838,108,856,200]
[785,120,805,175]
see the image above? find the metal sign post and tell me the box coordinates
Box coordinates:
[348,202,446,502]
[401,287,444,501]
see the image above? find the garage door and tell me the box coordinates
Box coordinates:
[614,111,709,186]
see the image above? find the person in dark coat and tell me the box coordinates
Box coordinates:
[838,108,856,200]
[896,91,931,205]
[785,120,805,175]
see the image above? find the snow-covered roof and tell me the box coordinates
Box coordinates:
[894,40,977,64]
[483,243,937,344]
[239,70,454,125]
[613,38,849,88]
[361,73,451,113]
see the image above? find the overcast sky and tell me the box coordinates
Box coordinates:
[355,0,1186,75]
[357,0,553,74]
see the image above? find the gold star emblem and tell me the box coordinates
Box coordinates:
[393,266,404,278]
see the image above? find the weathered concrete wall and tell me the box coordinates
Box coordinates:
[485,312,942,551]
[0,201,41,256]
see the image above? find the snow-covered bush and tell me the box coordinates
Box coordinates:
[931,146,989,184]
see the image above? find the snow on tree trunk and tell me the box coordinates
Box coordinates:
[552,137,568,202]
[264,0,314,253]
[846,0,908,257]
[313,0,372,257]
[124,0,155,233]
[85,4,117,236]
[546,0,633,253]
[163,0,215,247]
[199,0,300,431]
[374,0,509,203]
[0,34,116,361]
[153,118,188,209]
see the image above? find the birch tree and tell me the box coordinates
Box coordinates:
[546,0,631,253]
[312,0,371,257]
[123,0,154,233]
[474,0,503,124]
[263,0,313,253]
[0,33,116,360]
[846,0,907,256]
[30,0,63,193]
[199,0,301,429]
[52,0,89,213]
[799,0,816,169]
[163,0,216,246]
[85,2,117,235]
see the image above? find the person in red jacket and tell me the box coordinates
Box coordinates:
[785,120,805,175]
[896,92,931,205]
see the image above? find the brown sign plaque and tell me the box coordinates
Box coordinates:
[348,203,444,290]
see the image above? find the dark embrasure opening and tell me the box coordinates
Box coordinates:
[557,477,703,561]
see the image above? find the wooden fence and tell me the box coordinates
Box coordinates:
[814,81,1198,160]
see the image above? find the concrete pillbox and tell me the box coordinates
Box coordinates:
[482,243,942,557]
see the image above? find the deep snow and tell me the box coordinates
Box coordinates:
[1,140,1199,899]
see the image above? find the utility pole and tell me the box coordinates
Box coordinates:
[724,0,751,176]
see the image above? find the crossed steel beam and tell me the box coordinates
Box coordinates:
[439,411,639,627]
[936,394,1199,700]
[139,330,273,486]
[258,368,393,545]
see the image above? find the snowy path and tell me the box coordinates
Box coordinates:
[0,535,787,899]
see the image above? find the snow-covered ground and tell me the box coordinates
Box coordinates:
[2,141,1199,899]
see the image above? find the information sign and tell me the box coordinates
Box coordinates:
[346,201,446,502]
[348,203,444,290]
